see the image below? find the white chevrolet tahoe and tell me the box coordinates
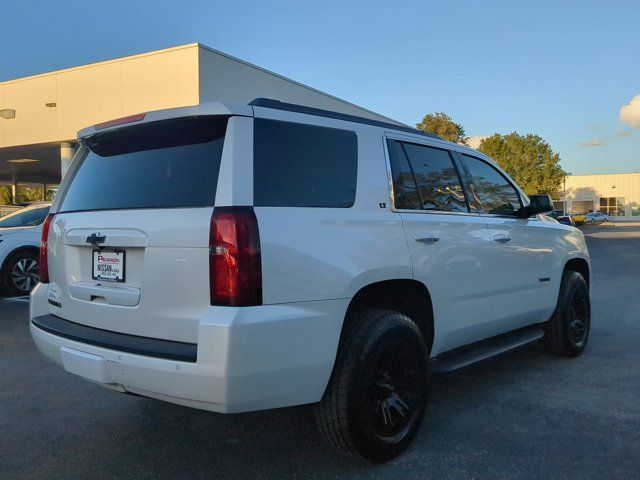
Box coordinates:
[30,99,591,462]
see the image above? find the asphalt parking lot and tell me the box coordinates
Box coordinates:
[1,224,639,480]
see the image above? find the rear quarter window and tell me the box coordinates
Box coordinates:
[253,119,358,207]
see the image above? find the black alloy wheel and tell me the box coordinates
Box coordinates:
[315,309,430,462]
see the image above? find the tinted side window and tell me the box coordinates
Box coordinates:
[387,140,421,210]
[253,119,357,207]
[460,154,522,215]
[0,206,50,228]
[397,142,467,212]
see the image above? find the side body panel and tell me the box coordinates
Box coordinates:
[399,212,495,355]
[382,133,592,356]
[481,216,558,328]
[252,108,413,305]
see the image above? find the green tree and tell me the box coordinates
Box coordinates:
[0,185,49,206]
[416,112,467,144]
[478,132,565,198]
[16,186,45,203]
[0,186,11,205]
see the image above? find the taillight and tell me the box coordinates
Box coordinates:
[209,207,262,306]
[40,214,54,283]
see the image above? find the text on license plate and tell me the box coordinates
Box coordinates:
[92,249,126,282]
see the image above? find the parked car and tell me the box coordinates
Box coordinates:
[0,203,51,295]
[549,209,564,219]
[557,215,575,226]
[585,212,609,224]
[570,213,586,226]
[30,100,591,462]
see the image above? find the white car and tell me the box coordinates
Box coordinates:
[0,203,51,295]
[30,100,591,462]
[585,212,609,224]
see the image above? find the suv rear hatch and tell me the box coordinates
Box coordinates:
[46,116,229,343]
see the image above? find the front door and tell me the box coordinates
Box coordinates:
[456,153,556,330]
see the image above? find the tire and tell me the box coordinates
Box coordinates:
[314,309,430,462]
[544,270,590,357]
[2,250,40,296]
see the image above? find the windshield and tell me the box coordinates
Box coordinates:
[59,116,229,213]
[0,206,50,228]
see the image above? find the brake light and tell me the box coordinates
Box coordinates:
[94,113,146,130]
[40,214,54,283]
[209,207,262,306]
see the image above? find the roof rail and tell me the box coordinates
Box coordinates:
[248,98,440,139]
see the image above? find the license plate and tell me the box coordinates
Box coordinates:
[92,249,126,283]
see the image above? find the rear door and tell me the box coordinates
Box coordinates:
[47,116,230,343]
[385,138,496,355]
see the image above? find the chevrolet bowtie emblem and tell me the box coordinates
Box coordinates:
[86,233,106,246]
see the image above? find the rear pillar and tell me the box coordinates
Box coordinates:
[60,142,77,178]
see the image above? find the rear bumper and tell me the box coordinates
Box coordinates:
[30,283,348,413]
[31,314,197,362]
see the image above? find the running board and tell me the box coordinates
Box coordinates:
[430,328,545,373]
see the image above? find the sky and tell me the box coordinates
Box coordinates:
[1,0,639,175]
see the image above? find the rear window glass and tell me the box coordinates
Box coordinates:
[59,116,228,213]
[253,119,357,207]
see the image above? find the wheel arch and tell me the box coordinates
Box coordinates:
[0,245,40,275]
[342,279,435,354]
[564,257,590,288]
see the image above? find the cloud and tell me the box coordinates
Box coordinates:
[581,94,640,146]
[579,139,605,147]
[614,129,634,138]
[466,135,487,149]
[620,94,640,128]
[578,129,634,148]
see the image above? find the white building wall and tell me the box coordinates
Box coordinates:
[197,45,403,125]
[0,42,404,151]
[0,44,200,149]
[564,173,640,218]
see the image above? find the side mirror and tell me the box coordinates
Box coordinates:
[518,194,554,217]
[530,194,554,214]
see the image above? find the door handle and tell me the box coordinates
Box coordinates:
[493,233,511,243]
[414,233,440,244]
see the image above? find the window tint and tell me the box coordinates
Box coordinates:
[0,206,50,228]
[387,140,420,210]
[253,119,357,208]
[460,154,522,215]
[387,140,467,212]
[60,116,228,213]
